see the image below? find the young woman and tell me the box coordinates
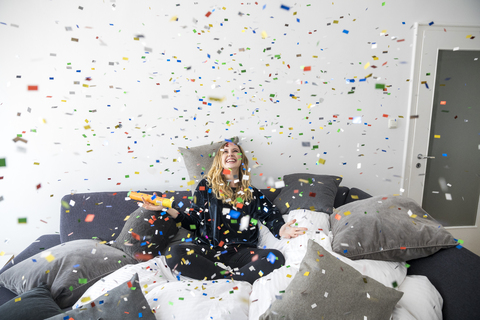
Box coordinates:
[142,142,307,284]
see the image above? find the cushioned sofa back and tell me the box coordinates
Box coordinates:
[59,191,191,243]
[59,187,371,243]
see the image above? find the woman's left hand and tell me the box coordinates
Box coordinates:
[279,219,308,239]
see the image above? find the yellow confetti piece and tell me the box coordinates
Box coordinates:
[187,180,195,186]
[44,254,55,262]
[304,271,310,276]
[166,254,172,259]
[344,211,351,216]
[80,296,91,303]
[0,251,4,256]
[15,297,21,302]
[286,274,292,278]
[434,135,441,138]
[286,202,290,208]
[258,270,264,277]
[122,57,129,60]
[124,215,130,221]
[317,158,326,165]
[351,195,359,200]
[261,30,268,39]
[364,62,370,69]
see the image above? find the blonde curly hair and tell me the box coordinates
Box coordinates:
[206,142,253,206]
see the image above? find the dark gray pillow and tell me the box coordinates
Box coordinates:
[111,207,178,261]
[330,195,458,261]
[0,239,137,309]
[259,239,403,320]
[178,137,239,184]
[0,284,62,320]
[45,273,155,320]
[273,173,342,214]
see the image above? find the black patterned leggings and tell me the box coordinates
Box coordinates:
[165,243,285,284]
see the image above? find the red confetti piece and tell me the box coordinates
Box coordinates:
[27,85,38,91]
[205,11,212,17]
[199,186,206,191]
[218,241,225,247]
[222,168,231,175]
[303,66,311,71]
[400,247,407,250]
[85,214,95,222]
[36,183,41,190]
[334,214,342,221]
[309,192,316,197]
[131,232,140,241]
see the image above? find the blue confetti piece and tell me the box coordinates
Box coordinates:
[73,264,80,268]
[151,194,157,200]
[178,201,184,208]
[280,4,290,10]
[230,210,241,219]
[429,21,434,26]
[343,29,349,34]
[139,313,143,318]
[344,250,348,253]
[442,153,447,157]
[185,238,193,242]
[425,82,429,89]
[267,252,276,264]
[456,245,463,249]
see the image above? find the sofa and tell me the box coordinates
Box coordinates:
[1,183,479,320]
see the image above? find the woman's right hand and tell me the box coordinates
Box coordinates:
[142,193,164,211]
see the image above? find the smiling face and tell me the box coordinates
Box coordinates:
[221,143,242,174]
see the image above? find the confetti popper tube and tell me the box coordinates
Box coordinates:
[129,192,173,208]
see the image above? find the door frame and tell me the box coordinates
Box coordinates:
[402,23,480,247]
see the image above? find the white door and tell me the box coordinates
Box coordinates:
[403,24,480,256]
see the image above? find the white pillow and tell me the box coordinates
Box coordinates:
[147,278,251,320]
[249,264,300,320]
[391,305,417,320]
[287,209,330,232]
[397,275,443,320]
[73,256,176,308]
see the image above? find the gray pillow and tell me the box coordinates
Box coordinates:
[111,206,178,261]
[0,284,62,320]
[0,239,137,309]
[330,195,458,261]
[259,239,403,320]
[45,273,155,320]
[178,137,239,184]
[273,173,342,214]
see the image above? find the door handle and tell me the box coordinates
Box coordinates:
[417,153,435,160]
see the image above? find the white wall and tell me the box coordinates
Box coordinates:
[1,0,479,255]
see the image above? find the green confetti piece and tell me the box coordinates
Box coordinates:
[405,263,410,268]
[375,83,385,89]
[78,278,88,284]
[61,201,70,209]
[18,218,27,224]
[0,158,6,167]
[250,218,258,225]
[69,286,74,291]
[125,175,130,178]
[190,224,197,230]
